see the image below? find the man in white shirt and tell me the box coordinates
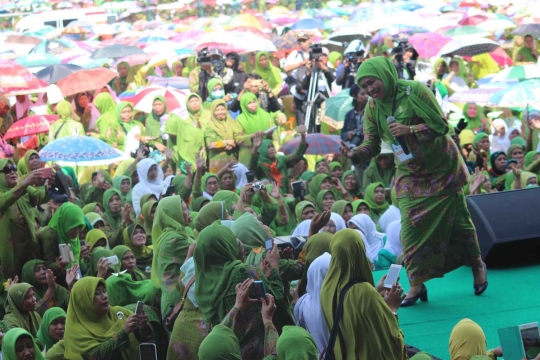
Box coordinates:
[284,33,311,125]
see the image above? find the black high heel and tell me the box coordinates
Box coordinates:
[401,285,428,307]
[474,262,488,296]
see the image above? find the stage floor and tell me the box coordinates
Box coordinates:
[373,263,540,358]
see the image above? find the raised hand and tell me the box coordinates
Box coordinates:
[195,150,206,171]
[309,210,331,235]
[340,141,356,159]
[234,278,259,312]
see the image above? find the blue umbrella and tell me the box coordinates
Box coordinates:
[291,18,324,30]
[39,135,128,166]
[15,53,60,68]
[488,81,540,107]
[35,64,83,84]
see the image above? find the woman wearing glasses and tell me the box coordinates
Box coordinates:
[0,158,47,279]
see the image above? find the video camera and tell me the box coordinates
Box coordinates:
[392,39,410,63]
[309,43,323,61]
[198,48,212,65]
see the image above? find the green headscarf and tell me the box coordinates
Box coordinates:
[82,202,99,215]
[298,232,332,297]
[113,175,131,203]
[342,170,360,198]
[511,136,527,147]
[524,151,539,167]
[101,188,123,230]
[86,212,104,228]
[21,260,69,309]
[56,100,72,120]
[186,93,203,126]
[85,229,109,252]
[331,199,351,216]
[151,195,190,286]
[364,154,395,188]
[295,200,315,222]
[191,196,210,211]
[230,213,267,266]
[204,78,225,107]
[357,56,448,145]
[18,150,40,181]
[329,51,342,67]
[206,99,236,140]
[64,277,137,360]
[517,36,537,62]
[37,307,66,351]
[201,172,220,194]
[257,139,288,187]
[277,325,319,360]
[4,283,41,337]
[198,324,241,360]
[352,199,370,214]
[463,103,484,131]
[116,61,131,92]
[212,190,239,214]
[305,173,332,204]
[183,56,197,77]
[433,58,448,81]
[115,102,137,131]
[88,247,115,277]
[61,166,78,188]
[123,224,152,259]
[2,328,45,360]
[329,161,342,172]
[236,92,271,134]
[473,132,489,148]
[112,245,146,281]
[145,95,167,140]
[49,202,85,263]
[194,222,244,325]
[507,143,523,159]
[410,352,433,360]
[364,182,389,218]
[316,189,335,213]
[254,51,283,93]
[194,201,226,233]
[93,92,117,125]
[141,200,157,236]
[450,58,468,80]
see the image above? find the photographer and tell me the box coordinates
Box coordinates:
[393,43,418,80]
[284,33,311,125]
[301,54,334,111]
[188,48,221,102]
[228,73,282,113]
[224,52,247,95]
[209,48,234,91]
[336,53,364,89]
[341,84,368,147]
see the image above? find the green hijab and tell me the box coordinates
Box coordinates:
[49,202,85,264]
[450,57,469,80]
[331,199,351,216]
[183,56,197,77]
[56,100,72,120]
[230,212,267,266]
[85,229,109,252]
[102,188,123,230]
[298,232,332,297]
[473,132,489,147]
[194,222,244,325]
[237,92,271,134]
[113,175,131,202]
[277,325,319,360]
[329,51,342,67]
[116,102,138,132]
[194,201,226,233]
[207,99,236,140]
[94,92,117,125]
[316,189,335,213]
[112,245,146,281]
[198,324,241,360]
[2,328,45,360]
[191,196,210,211]
[507,143,523,159]
[18,150,40,181]
[86,212,104,228]
[145,95,167,139]
[82,202,99,215]
[524,151,539,167]
[151,195,190,286]
[186,93,203,125]
[4,283,41,336]
[295,200,315,222]
[64,277,137,360]
[141,200,157,236]
[201,172,220,194]
[364,182,389,216]
[88,247,115,277]
[300,171,316,195]
[517,37,537,62]
[204,78,225,107]
[254,51,283,92]
[123,224,152,259]
[37,307,66,351]
[106,259,158,307]
[212,190,239,214]
[511,136,527,147]
[352,199,370,214]
[342,169,360,197]
[463,103,484,131]
[365,154,395,188]
[305,173,332,203]
[357,56,448,145]
[21,260,69,310]
[116,61,131,90]
[61,166,78,188]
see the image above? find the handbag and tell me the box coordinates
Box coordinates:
[323,279,363,360]
[163,276,196,331]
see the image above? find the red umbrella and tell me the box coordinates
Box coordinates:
[4,115,59,140]
[131,86,188,113]
[56,68,117,96]
[458,15,489,26]
[0,61,48,94]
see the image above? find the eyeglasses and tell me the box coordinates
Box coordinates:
[298,39,307,43]
[1,165,17,174]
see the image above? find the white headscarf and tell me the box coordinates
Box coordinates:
[349,214,385,261]
[131,158,165,216]
[490,119,511,154]
[294,252,331,355]
[384,220,403,257]
[377,205,401,233]
[292,219,312,236]
[326,212,346,233]
[232,162,249,189]
[47,85,64,105]
[14,95,32,120]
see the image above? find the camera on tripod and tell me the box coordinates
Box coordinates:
[198,48,212,65]
[309,43,323,62]
[392,39,409,63]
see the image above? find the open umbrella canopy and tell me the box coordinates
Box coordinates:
[444,25,490,38]
[131,86,189,113]
[3,34,41,45]
[323,88,353,130]
[3,114,58,140]
[436,37,499,57]
[490,65,540,82]
[291,18,324,30]
[15,53,60,68]
[511,24,540,37]
[35,64,83,84]
[90,44,145,59]
[449,87,502,105]
[0,60,48,94]
[408,32,452,58]
[56,68,116,96]
[488,81,540,107]
[280,133,342,155]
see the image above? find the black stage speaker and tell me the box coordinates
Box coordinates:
[466,187,540,266]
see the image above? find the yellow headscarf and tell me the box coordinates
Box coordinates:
[448,318,488,360]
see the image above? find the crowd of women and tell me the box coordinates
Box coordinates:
[0,29,539,360]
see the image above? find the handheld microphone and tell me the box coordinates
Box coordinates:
[387,116,410,155]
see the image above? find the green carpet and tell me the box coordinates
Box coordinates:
[372,264,540,359]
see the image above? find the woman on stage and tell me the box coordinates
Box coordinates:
[340,57,487,307]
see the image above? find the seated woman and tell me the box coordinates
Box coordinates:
[37,307,66,357]
[102,188,133,248]
[203,78,229,109]
[295,201,317,223]
[63,277,153,360]
[83,170,114,206]
[86,212,106,231]
[113,175,131,204]
[449,318,496,359]
[331,200,354,224]
[193,201,231,235]
[2,328,45,360]
[48,100,85,141]
[352,199,371,217]
[487,151,507,184]
[348,214,386,268]
[378,188,401,233]
[73,92,98,131]
[316,189,336,213]
[21,260,69,316]
[218,168,236,192]
[363,152,395,190]
[85,229,110,253]
[329,162,344,180]
[193,173,221,200]
[364,182,390,223]
[88,247,116,280]
[143,96,168,152]
[123,224,153,279]
[109,102,146,151]
[304,174,333,204]
[4,283,41,337]
[277,325,319,359]
[204,100,238,174]
[254,52,283,97]
[131,158,165,217]
[320,229,407,359]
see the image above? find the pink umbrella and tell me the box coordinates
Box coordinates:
[113,53,155,67]
[408,33,452,59]
[170,30,205,43]
[58,48,92,64]
[131,86,189,113]
[0,61,48,94]
[463,47,513,67]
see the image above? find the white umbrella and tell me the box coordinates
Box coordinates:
[436,37,500,57]
[92,24,116,35]
[490,65,540,82]
[148,50,178,68]
[328,26,371,43]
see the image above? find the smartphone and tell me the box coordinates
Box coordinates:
[264,125,278,134]
[135,301,144,316]
[251,79,261,88]
[520,322,540,359]
[164,185,176,197]
[246,171,255,183]
[36,168,53,186]
[104,255,119,268]
[383,264,402,289]
[139,343,158,360]
[58,244,72,262]
[265,238,273,252]
[252,280,266,299]
[291,180,305,198]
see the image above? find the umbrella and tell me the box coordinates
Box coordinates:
[90,44,144,59]
[280,133,342,155]
[328,26,371,43]
[490,65,540,82]
[3,114,58,140]
[0,60,48,94]
[436,37,499,57]
[458,15,489,26]
[35,64,83,84]
[15,53,61,68]
[488,82,540,107]
[39,135,128,166]
[448,88,502,105]
[291,18,324,30]
[92,23,116,35]
[323,89,353,130]
[444,26,489,38]
[3,34,41,45]
[56,68,117,96]
[405,33,451,58]
[113,53,154,67]
[511,24,540,37]
[271,33,298,50]
[135,36,169,48]
[228,13,262,29]
[131,86,188,112]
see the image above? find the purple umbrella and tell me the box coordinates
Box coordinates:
[280,134,342,155]
[170,30,205,43]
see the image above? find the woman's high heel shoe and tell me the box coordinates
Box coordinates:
[401,285,428,307]
[474,262,488,296]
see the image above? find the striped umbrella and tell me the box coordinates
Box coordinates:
[0,60,48,94]
[490,65,540,82]
[444,26,489,38]
[448,88,502,105]
[488,82,540,107]
[130,86,188,113]
[436,37,499,57]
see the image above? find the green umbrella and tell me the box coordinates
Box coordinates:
[444,26,489,38]
[15,53,60,68]
[322,88,353,130]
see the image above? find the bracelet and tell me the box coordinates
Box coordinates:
[409,126,413,134]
